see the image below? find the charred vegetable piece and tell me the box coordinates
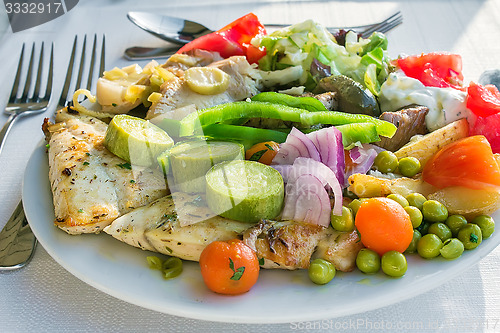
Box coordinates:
[316,75,380,116]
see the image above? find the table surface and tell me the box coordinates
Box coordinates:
[1,0,500,332]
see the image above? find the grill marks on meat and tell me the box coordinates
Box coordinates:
[44,109,167,234]
[376,105,429,151]
[242,220,362,271]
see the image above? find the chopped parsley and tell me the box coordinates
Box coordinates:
[130,179,136,183]
[78,209,84,213]
[117,162,132,170]
[248,149,268,161]
[83,162,90,166]
[229,257,245,281]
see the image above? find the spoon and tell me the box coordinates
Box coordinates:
[127,12,212,45]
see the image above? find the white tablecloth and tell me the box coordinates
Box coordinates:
[1,1,500,332]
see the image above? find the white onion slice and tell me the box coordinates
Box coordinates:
[346,144,379,178]
[272,127,320,165]
[281,174,331,227]
[307,127,346,186]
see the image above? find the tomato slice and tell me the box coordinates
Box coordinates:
[397,52,464,89]
[176,13,267,63]
[422,135,500,190]
[466,81,500,117]
[176,33,245,59]
[470,112,500,153]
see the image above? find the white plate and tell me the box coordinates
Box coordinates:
[23,141,500,324]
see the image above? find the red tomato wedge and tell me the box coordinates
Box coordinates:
[176,33,245,59]
[467,82,500,117]
[397,52,464,89]
[470,112,500,154]
[422,135,500,190]
[176,13,267,63]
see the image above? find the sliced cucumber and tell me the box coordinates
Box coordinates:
[168,140,244,193]
[104,114,174,167]
[206,160,284,223]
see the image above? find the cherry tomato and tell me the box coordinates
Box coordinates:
[466,81,500,117]
[397,52,464,89]
[199,239,260,295]
[245,141,280,165]
[354,197,413,256]
[177,13,267,64]
[422,135,500,190]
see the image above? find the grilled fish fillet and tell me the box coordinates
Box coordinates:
[105,193,363,271]
[43,108,167,234]
[104,193,249,260]
[146,56,261,119]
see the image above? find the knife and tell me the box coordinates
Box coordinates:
[127,11,213,45]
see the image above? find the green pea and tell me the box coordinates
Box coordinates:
[458,224,483,250]
[417,234,443,259]
[398,157,421,177]
[162,257,183,280]
[373,151,398,173]
[146,256,163,270]
[309,258,336,285]
[422,200,448,222]
[472,215,495,239]
[331,206,355,232]
[387,193,409,208]
[415,221,431,235]
[381,251,407,278]
[406,193,427,211]
[428,222,452,242]
[445,215,468,236]
[404,206,423,228]
[348,199,362,217]
[405,229,422,254]
[356,248,381,274]
[440,238,465,260]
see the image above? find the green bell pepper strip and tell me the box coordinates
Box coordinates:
[250,92,327,112]
[300,111,397,138]
[335,122,380,148]
[201,124,288,149]
[179,101,307,136]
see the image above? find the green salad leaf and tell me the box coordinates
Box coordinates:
[252,20,392,94]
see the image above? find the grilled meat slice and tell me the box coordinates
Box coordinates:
[376,105,429,151]
[242,220,329,270]
[104,193,249,261]
[312,229,363,272]
[44,108,166,234]
[303,91,339,111]
[146,56,261,119]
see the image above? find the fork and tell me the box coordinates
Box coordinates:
[0,42,53,270]
[124,11,403,60]
[266,10,403,39]
[0,34,106,270]
[0,42,54,155]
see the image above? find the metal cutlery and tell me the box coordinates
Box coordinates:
[0,42,53,155]
[0,42,54,270]
[0,34,106,270]
[124,11,403,60]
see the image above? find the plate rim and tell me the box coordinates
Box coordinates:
[23,140,500,324]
